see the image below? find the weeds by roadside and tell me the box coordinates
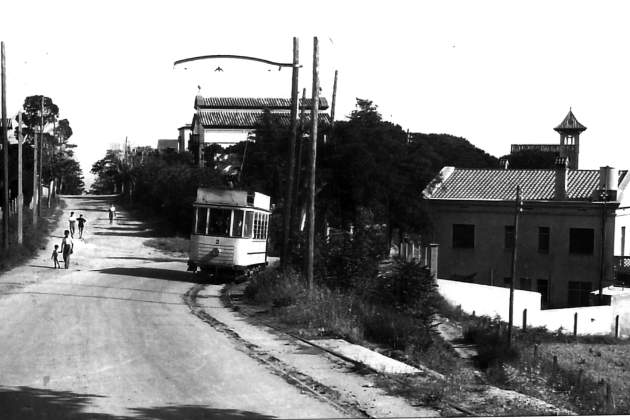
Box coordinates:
[0,200,65,273]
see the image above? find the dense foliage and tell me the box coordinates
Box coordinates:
[501,149,559,169]
[0,95,84,202]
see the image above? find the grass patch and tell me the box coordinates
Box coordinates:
[143,237,190,254]
[0,199,65,273]
[460,314,630,414]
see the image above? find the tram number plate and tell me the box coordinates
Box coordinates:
[216,239,220,245]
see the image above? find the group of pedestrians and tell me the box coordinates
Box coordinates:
[52,204,117,269]
[53,211,86,269]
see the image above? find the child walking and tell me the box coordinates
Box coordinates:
[52,245,61,269]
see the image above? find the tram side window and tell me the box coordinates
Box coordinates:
[196,208,208,235]
[253,212,269,240]
[232,210,244,237]
[244,211,253,238]
[208,208,231,236]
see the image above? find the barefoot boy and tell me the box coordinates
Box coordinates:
[52,245,61,269]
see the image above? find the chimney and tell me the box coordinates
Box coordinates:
[499,158,509,170]
[597,166,618,201]
[554,156,569,200]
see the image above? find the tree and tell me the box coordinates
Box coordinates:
[19,95,59,143]
[501,149,558,169]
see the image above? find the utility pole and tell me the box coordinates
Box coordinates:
[38,96,43,216]
[330,70,338,123]
[293,87,307,232]
[282,37,300,268]
[306,37,320,290]
[17,111,23,244]
[1,42,8,250]
[32,108,38,227]
[507,185,523,347]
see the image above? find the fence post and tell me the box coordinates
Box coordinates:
[573,312,578,337]
[576,368,583,395]
[615,315,620,338]
[522,308,527,331]
[605,381,615,414]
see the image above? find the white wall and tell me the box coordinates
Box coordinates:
[528,305,613,335]
[204,129,251,147]
[437,279,541,327]
[438,278,624,337]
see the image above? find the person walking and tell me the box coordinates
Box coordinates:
[77,214,87,239]
[108,204,116,224]
[51,245,61,269]
[68,212,77,238]
[61,230,74,269]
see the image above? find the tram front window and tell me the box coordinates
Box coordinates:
[196,208,208,235]
[232,210,244,237]
[208,208,231,236]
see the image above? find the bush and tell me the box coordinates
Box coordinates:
[244,268,305,308]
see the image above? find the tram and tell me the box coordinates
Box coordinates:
[188,188,271,277]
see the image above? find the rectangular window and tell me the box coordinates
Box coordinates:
[504,225,515,249]
[503,277,512,288]
[452,224,475,248]
[252,213,269,240]
[244,211,253,238]
[568,281,592,307]
[231,210,244,238]
[195,207,208,235]
[520,277,531,291]
[537,279,549,308]
[208,208,231,236]
[538,227,550,253]
[569,228,595,255]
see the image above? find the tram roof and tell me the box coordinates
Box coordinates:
[195,188,271,211]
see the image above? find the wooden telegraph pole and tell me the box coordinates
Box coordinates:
[38,96,43,217]
[507,185,523,347]
[282,37,300,268]
[306,37,320,290]
[330,70,338,123]
[17,111,23,244]
[1,42,8,250]
[32,105,38,227]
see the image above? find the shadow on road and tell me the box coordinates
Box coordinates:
[0,386,276,419]
[0,290,186,306]
[103,257,187,263]
[95,267,194,283]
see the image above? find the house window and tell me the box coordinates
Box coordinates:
[538,227,550,253]
[520,277,532,291]
[504,226,515,249]
[568,281,592,307]
[537,279,549,308]
[452,224,475,248]
[503,277,512,288]
[569,228,594,255]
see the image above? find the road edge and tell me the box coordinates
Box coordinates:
[183,283,369,419]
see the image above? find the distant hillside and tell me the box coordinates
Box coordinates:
[409,133,499,170]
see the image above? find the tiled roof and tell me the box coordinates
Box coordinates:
[196,111,331,129]
[554,109,586,133]
[195,96,329,110]
[425,168,627,201]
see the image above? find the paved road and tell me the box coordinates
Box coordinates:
[0,196,344,419]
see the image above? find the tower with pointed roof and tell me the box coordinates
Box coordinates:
[554,108,586,170]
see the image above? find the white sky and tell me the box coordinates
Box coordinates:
[1,0,630,188]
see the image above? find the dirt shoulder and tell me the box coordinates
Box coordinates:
[218,281,575,417]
